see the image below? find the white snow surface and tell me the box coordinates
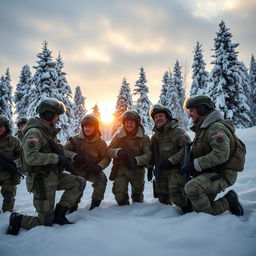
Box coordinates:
[0,127,256,256]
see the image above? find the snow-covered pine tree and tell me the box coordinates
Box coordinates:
[27,41,59,117]
[0,69,13,129]
[249,54,256,125]
[207,20,251,128]
[112,77,133,134]
[172,61,188,129]
[190,42,209,96]
[54,53,74,143]
[159,71,173,106]
[92,104,101,120]
[14,65,32,120]
[73,86,87,134]
[133,67,153,133]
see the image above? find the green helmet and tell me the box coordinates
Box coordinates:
[37,98,66,115]
[0,115,11,133]
[149,104,172,120]
[81,114,99,130]
[121,110,141,125]
[185,95,215,109]
[17,117,28,126]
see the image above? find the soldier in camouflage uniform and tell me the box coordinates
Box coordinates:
[108,110,151,205]
[7,98,86,235]
[64,114,110,211]
[184,95,244,216]
[148,104,192,212]
[15,117,28,141]
[0,115,22,212]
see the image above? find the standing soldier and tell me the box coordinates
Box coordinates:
[64,114,110,211]
[7,98,86,235]
[0,115,22,212]
[16,117,28,141]
[183,95,244,216]
[108,110,151,206]
[148,104,191,212]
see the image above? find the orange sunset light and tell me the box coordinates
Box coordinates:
[98,100,115,124]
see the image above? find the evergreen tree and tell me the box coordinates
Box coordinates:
[113,77,133,134]
[73,86,86,134]
[14,64,32,120]
[92,104,101,120]
[54,53,74,143]
[190,42,209,96]
[0,69,13,128]
[172,61,188,129]
[249,54,256,125]
[159,71,173,106]
[133,67,153,133]
[27,41,59,117]
[207,20,251,128]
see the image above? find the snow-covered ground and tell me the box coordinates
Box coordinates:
[0,127,255,256]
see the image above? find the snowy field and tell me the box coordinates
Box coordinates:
[0,127,255,256]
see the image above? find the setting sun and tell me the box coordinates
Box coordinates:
[98,100,115,124]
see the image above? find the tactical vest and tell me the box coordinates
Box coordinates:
[191,121,245,173]
[22,128,59,174]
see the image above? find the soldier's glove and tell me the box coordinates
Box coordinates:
[160,160,173,171]
[57,155,71,169]
[117,148,129,159]
[117,149,137,170]
[74,153,84,164]
[87,165,102,175]
[147,167,154,181]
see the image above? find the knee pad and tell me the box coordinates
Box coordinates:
[75,176,86,191]
[3,191,15,203]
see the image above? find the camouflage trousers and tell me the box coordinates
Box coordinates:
[184,171,237,215]
[0,178,17,212]
[21,171,86,229]
[156,170,188,207]
[112,168,145,204]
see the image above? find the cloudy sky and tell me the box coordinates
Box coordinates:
[0,0,255,114]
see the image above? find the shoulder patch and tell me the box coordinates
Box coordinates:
[210,131,225,138]
[27,137,39,142]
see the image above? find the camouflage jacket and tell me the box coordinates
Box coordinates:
[108,126,151,171]
[191,109,237,174]
[151,119,191,171]
[64,130,110,173]
[22,117,76,174]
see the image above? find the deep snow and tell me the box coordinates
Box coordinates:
[0,127,255,256]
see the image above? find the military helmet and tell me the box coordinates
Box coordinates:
[149,104,172,120]
[81,114,99,130]
[0,115,11,133]
[121,110,141,125]
[185,95,215,116]
[37,98,66,115]
[17,117,28,126]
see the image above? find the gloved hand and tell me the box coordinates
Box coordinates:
[117,148,137,170]
[57,155,68,167]
[86,165,102,175]
[117,148,129,159]
[147,167,154,181]
[160,159,173,170]
[74,153,84,164]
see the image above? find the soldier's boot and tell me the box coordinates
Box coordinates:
[132,193,144,203]
[181,200,193,214]
[224,190,244,216]
[118,200,130,206]
[54,203,72,225]
[89,199,101,211]
[67,205,78,215]
[6,212,23,235]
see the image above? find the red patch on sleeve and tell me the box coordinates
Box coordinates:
[211,131,225,138]
[27,137,39,142]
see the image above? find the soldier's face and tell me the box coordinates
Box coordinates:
[154,113,168,128]
[18,123,26,130]
[124,120,136,132]
[83,125,95,136]
[189,108,201,123]
[0,125,6,135]
[51,114,60,126]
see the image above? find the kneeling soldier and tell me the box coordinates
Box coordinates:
[108,110,151,205]
[0,115,22,212]
[7,98,86,235]
[183,95,244,216]
[64,114,110,211]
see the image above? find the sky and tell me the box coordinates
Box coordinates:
[0,0,255,115]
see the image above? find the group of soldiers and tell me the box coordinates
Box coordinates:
[0,95,245,236]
